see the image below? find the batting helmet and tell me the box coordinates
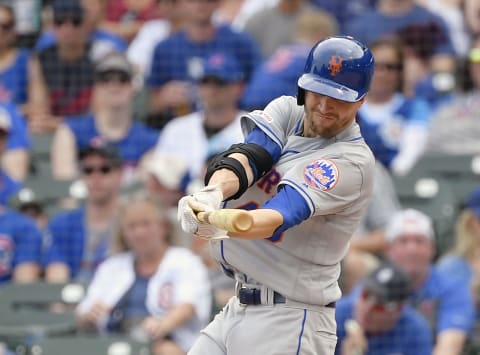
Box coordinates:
[297,36,375,105]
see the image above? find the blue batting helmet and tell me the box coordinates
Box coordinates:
[297,36,375,104]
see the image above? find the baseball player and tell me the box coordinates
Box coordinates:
[178,36,376,355]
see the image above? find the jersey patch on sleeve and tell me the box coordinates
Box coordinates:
[303,159,339,191]
[252,110,273,123]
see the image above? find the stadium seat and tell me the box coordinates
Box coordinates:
[392,174,458,256]
[29,335,151,355]
[0,282,86,311]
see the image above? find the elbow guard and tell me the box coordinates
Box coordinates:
[204,143,274,201]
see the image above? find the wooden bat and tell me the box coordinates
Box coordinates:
[196,209,254,233]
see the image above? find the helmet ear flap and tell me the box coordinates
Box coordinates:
[297,87,305,106]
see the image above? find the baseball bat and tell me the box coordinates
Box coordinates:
[196,209,254,233]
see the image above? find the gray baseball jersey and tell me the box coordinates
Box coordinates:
[209,96,375,306]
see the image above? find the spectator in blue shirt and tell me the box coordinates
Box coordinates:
[146,0,261,128]
[385,209,475,355]
[44,141,123,283]
[0,102,30,182]
[35,0,127,62]
[51,51,159,186]
[241,9,338,111]
[437,187,480,321]
[0,206,43,285]
[344,0,457,109]
[0,3,30,109]
[336,261,433,355]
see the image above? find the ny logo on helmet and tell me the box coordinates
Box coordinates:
[327,55,343,77]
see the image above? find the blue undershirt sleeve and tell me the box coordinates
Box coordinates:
[244,127,282,181]
[263,185,311,238]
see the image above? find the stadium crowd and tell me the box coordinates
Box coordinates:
[1,0,480,354]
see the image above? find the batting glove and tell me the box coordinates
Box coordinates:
[177,185,225,234]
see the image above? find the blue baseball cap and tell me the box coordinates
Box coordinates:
[467,187,480,218]
[199,53,244,84]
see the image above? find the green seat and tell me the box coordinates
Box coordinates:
[392,175,458,256]
[0,282,86,311]
[30,335,151,355]
[408,153,480,207]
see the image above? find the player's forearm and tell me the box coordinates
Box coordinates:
[159,303,196,335]
[229,209,284,240]
[208,152,254,201]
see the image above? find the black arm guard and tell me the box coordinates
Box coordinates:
[204,143,274,201]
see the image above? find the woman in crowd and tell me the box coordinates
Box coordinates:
[76,192,212,354]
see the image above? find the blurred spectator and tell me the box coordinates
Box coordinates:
[153,52,245,181]
[344,0,457,108]
[213,0,279,30]
[335,262,433,355]
[77,192,211,354]
[309,0,376,33]
[464,0,480,37]
[0,201,42,285]
[141,154,192,247]
[357,38,432,176]
[242,9,338,110]
[243,0,315,57]
[415,0,470,56]
[0,102,30,182]
[425,35,480,155]
[385,209,475,355]
[44,141,123,283]
[127,0,185,78]
[0,3,30,110]
[51,52,159,184]
[341,161,401,294]
[146,0,261,129]
[437,187,480,319]
[101,0,160,43]
[28,0,95,133]
[36,0,128,62]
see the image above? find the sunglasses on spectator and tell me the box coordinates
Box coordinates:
[361,290,404,312]
[95,70,132,84]
[200,76,229,86]
[0,21,14,31]
[82,164,115,175]
[375,62,403,72]
[54,16,83,27]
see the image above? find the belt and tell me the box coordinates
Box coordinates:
[237,287,336,308]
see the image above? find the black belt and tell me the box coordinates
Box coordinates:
[238,287,335,308]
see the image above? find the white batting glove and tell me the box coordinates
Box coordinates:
[177,185,225,235]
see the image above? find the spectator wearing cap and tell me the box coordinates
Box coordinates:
[146,0,261,127]
[28,0,95,133]
[44,141,123,283]
[241,9,338,111]
[385,209,475,355]
[0,102,30,187]
[335,262,433,355]
[438,187,480,321]
[35,0,127,62]
[51,51,159,185]
[153,52,245,183]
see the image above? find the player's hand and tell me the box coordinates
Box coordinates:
[177,185,223,233]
